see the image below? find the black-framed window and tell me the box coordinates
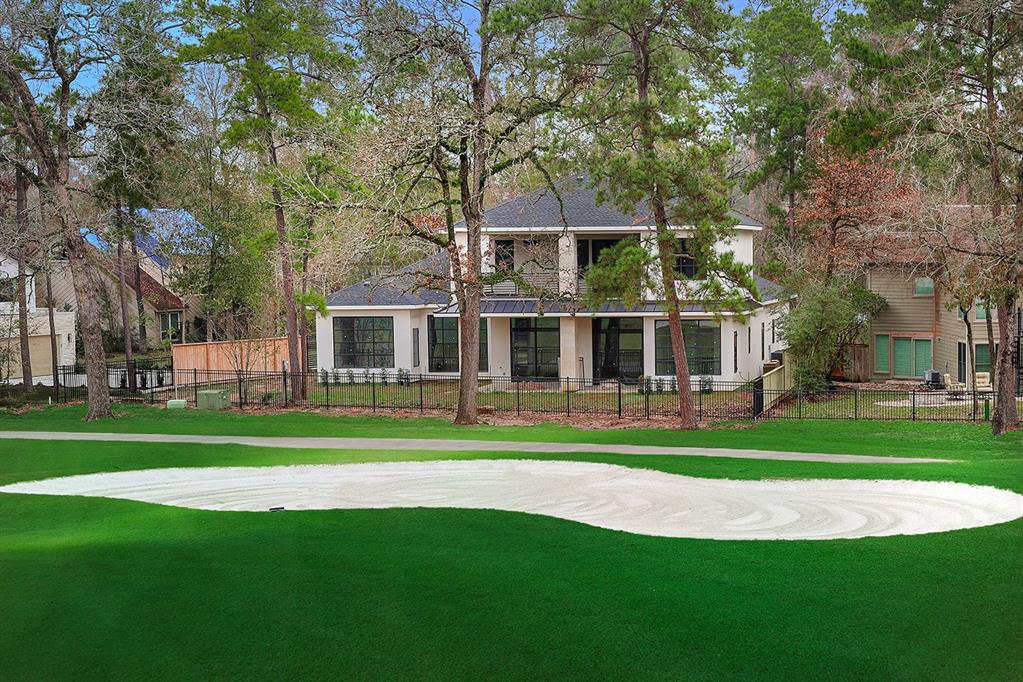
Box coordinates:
[733,330,738,373]
[333,316,394,368]
[675,238,698,279]
[479,320,489,372]
[654,319,721,376]
[0,276,17,303]
[512,317,560,378]
[412,328,420,368]
[495,240,515,272]
[593,317,643,381]
[428,316,459,372]
[428,317,488,373]
[761,322,766,360]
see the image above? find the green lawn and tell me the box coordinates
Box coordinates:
[1,407,1022,679]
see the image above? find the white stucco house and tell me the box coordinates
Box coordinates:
[314,180,788,385]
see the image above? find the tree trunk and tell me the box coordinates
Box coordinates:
[131,239,149,353]
[963,309,976,417]
[116,232,137,392]
[53,184,111,419]
[452,235,482,425]
[299,251,310,372]
[992,295,1019,434]
[656,229,698,428]
[15,169,32,388]
[271,191,303,399]
[45,270,59,390]
[985,306,996,390]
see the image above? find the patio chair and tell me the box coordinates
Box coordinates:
[975,372,993,394]
[944,373,965,399]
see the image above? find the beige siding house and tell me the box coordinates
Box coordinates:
[866,265,1019,388]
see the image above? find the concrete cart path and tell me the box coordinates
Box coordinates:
[0,431,957,464]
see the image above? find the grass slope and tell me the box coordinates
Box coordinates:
[1,410,1022,679]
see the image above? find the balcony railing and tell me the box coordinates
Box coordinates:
[483,270,562,297]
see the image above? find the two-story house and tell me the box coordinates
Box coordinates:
[866,263,1022,389]
[314,181,787,384]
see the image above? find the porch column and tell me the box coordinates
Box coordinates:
[560,317,578,378]
[489,317,511,377]
[557,233,576,296]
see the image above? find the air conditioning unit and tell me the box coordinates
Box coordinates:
[924,369,943,389]
[197,389,230,410]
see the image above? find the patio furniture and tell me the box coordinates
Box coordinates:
[975,372,993,394]
[944,373,966,399]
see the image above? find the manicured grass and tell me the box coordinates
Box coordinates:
[2,412,1023,678]
[4,402,1023,459]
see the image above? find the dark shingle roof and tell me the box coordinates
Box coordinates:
[752,275,784,303]
[325,251,451,307]
[459,178,763,230]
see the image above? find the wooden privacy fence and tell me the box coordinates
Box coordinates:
[171,337,289,374]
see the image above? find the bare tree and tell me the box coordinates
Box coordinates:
[0,1,119,418]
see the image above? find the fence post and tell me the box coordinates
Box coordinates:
[854,389,859,419]
[565,378,570,416]
[516,381,521,416]
[911,390,916,421]
[645,388,650,419]
[193,368,198,407]
[797,390,802,419]
[282,367,288,407]
[617,380,622,419]
[238,374,245,409]
[325,374,330,409]
[419,375,424,413]
[699,387,703,421]
[371,375,376,413]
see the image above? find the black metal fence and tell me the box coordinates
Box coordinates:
[59,356,174,395]
[51,366,1022,423]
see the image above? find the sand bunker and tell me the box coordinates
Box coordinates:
[3,460,1021,540]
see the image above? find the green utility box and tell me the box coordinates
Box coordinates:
[197,389,231,411]
[166,399,187,410]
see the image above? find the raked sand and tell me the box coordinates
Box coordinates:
[3,460,1021,540]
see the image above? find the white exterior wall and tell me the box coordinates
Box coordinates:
[0,256,36,314]
[315,308,417,375]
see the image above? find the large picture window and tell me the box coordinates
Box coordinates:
[593,317,643,381]
[428,317,489,373]
[333,316,394,368]
[654,320,721,376]
[512,317,560,378]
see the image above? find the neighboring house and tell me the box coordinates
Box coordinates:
[865,264,1022,388]
[0,254,76,384]
[44,243,188,347]
[314,181,787,384]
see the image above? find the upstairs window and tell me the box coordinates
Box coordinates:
[675,239,698,279]
[494,240,515,272]
[913,277,934,296]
